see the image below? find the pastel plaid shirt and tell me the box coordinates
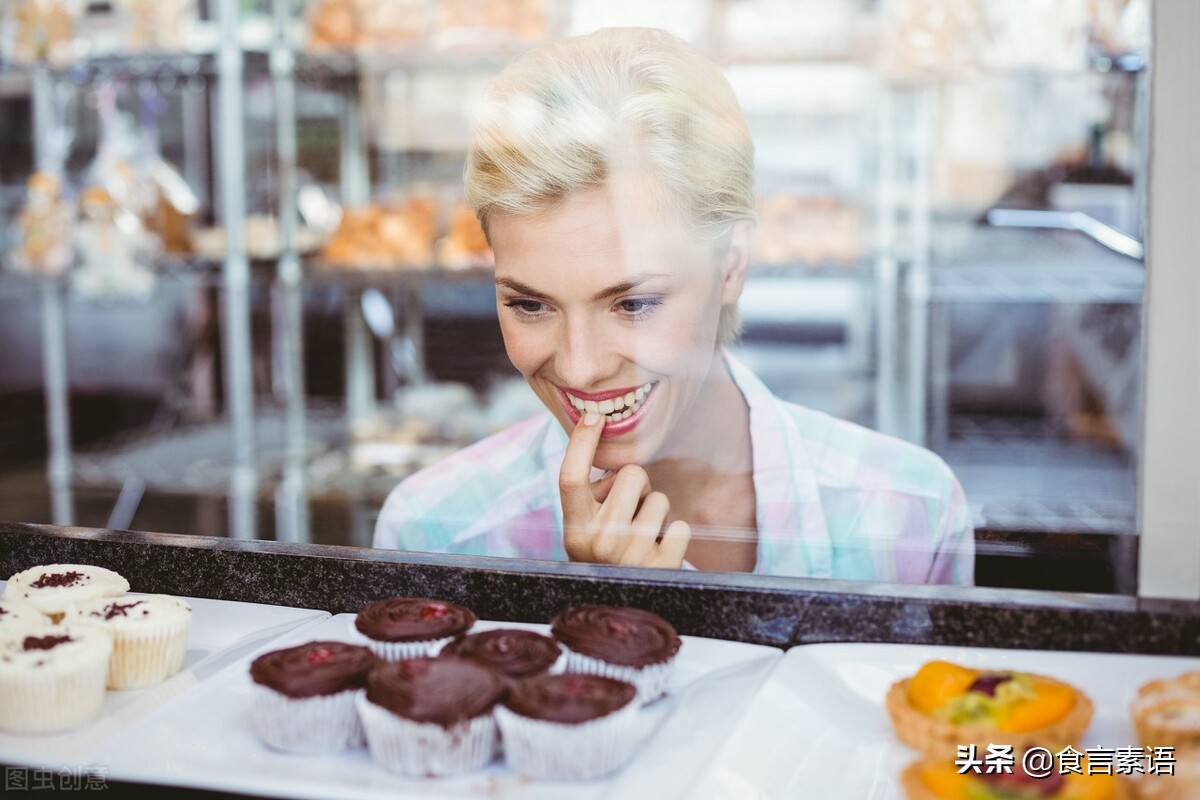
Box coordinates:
[373,354,974,585]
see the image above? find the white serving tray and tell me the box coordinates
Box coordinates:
[0,582,330,767]
[92,615,783,800]
[692,642,1200,800]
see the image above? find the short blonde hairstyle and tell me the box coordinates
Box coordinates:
[465,27,756,344]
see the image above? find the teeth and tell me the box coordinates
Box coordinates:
[566,382,656,424]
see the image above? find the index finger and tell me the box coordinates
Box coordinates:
[558,412,604,519]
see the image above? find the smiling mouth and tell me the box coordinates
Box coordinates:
[561,381,657,425]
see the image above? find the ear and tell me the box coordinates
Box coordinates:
[718,219,753,305]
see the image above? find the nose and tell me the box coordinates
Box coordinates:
[555,315,615,391]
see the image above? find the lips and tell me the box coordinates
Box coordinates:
[556,381,659,436]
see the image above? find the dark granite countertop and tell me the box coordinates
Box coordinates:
[2,521,1198,655]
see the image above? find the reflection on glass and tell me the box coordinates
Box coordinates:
[373,28,973,584]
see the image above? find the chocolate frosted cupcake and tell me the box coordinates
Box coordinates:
[551,605,681,702]
[354,597,476,661]
[249,640,378,753]
[70,595,192,689]
[0,624,114,734]
[5,564,129,622]
[440,629,561,681]
[355,656,505,777]
[496,673,647,780]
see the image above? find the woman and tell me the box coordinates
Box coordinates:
[373,27,974,584]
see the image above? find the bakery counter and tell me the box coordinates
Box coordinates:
[2,521,1197,656]
[2,521,1198,800]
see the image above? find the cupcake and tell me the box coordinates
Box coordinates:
[356,656,505,777]
[1132,671,1200,751]
[4,564,129,622]
[68,595,192,690]
[354,597,476,661]
[248,640,378,753]
[551,605,681,703]
[887,661,1094,759]
[901,756,1131,800]
[440,629,561,681]
[496,673,646,780]
[0,599,52,633]
[0,624,114,734]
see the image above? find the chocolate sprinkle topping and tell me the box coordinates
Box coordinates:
[29,570,85,589]
[23,634,73,651]
[100,600,146,620]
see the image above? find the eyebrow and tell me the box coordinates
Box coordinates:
[495,274,670,303]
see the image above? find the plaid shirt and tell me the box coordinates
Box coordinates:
[374,354,974,585]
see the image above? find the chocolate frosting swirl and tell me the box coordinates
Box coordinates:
[551,605,681,667]
[505,674,637,724]
[250,641,378,698]
[364,656,505,728]
[441,629,560,680]
[354,598,476,643]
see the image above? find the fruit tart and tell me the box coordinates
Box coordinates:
[901,757,1130,800]
[888,661,1093,758]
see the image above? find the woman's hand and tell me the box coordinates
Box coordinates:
[558,413,692,568]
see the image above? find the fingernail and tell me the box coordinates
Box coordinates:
[583,413,600,426]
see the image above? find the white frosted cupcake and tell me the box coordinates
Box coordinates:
[0,599,53,633]
[0,624,114,734]
[68,595,192,689]
[5,564,129,622]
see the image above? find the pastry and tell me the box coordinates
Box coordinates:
[249,640,378,753]
[354,597,476,660]
[901,756,1131,800]
[355,656,505,776]
[887,661,1093,759]
[69,595,192,689]
[551,605,681,703]
[0,599,52,633]
[496,673,647,780]
[1132,671,1200,751]
[4,564,130,622]
[0,624,114,734]
[440,628,560,681]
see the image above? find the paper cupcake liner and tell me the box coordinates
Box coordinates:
[495,701,650,781]
[560,648,675,704]
[107,622,190,690]
[0,655,109,734]
[355,694,497,777]
[362,636,453,662]
[251,685,365,753]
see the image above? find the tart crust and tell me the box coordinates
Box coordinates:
[887,674,1094,759]
[899,760,1133,800]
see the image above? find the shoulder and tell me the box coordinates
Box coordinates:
[373,415,558,549]
[779,400,958,502]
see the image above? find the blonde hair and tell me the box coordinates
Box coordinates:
[465,27,756,344]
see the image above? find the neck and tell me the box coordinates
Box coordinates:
[643,353,753,504]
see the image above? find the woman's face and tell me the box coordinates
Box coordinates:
[490,179,747,471]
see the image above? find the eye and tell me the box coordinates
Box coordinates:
[503,299,549,317]
[616,297,663,319]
